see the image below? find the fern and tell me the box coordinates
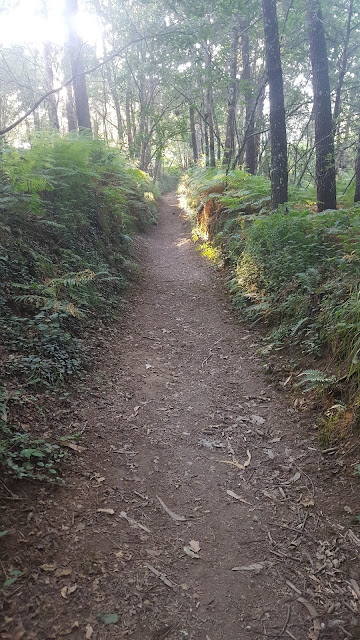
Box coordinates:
[295,369,336,391]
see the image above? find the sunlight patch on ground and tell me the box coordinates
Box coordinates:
[176,238,191,247]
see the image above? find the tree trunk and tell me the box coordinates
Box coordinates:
[205,50,216,167]
[307,0,336,210]
[125,84,133,156]
[223,17,239,166]
[262,0,288,208]
[93,0,122,142]
[212,110,222,161]
[355,127,360,202]
[66,82,77,132]
[333,0,353,132]
[41,0,59,130]
[43,41,59,130]
[240,24,256,174]
[65,0,92,132]
[189,105,198,163]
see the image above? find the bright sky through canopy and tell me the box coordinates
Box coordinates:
[0,0,101,46]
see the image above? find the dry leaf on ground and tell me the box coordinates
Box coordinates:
[156,495,186,521]
[189,540,200,553]
[226,490,253,505]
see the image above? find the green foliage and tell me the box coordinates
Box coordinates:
[0,386,65,481]
[0,133,157,480]
[294,370,337,392]
[181,167,360,391]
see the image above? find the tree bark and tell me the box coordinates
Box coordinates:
[43,42,59,130]
[223,17,239,166]
[205,50,216,167]
[189,105,198,163]
[262,0,288,207]
[333,0,353,131]
[66,82,77,132]
[307,0,336,210]
[41,0,59,130]
[355,127,360,202]
[125,83,133,156]
[65,0,92,132]
[240,22,256,174]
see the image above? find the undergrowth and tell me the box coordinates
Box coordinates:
[180,166,360,425]
[0,132,157,481]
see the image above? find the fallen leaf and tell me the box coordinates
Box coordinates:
[350,579,360,599]
[85,625,94,639]
[144,563,174,589]
[265,449,275,460]
[97,508,115,515]
[62,442,85,453]
[289,471,301,483]
[232,563,266,573]
[40,563,57,572]
[157,496,186,521]
[189,540,200,553]
[297,597,321,640]
[301,497,314,508]
[220,450,251,471]
[184,546,200,559]
[121,511,151,533]
[57,568,72,577]
[226,490,253,505]
[60,584,77,598]
[97,612,119,625]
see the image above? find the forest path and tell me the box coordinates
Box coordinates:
[5,193,360,640]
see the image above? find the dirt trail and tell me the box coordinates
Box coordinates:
[2,193,360,640]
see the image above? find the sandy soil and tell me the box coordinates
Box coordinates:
[2,192,360,640]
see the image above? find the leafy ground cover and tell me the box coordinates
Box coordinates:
[179,166,360,437]
[0,133,157,481]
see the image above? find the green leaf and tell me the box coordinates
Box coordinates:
[0,530,8,537]
[97,612,119,625]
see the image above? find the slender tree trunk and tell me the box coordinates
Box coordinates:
[307,0,336,210]
[189,105,198,163]
[333,0,353,131]
[125,84,133,156]
[43,42,59,130]
[65,0,92,131]
[355,127,360,202]
[205,50,216,167]
[223,17,239,165]
[93,0,122,142]
[204,111,210,166]
[254,81,265,172]
[66,82,77,132]
[240,23,256,174]
[262,0,288,207]
[212,110,222,160]
[41,0,59,130]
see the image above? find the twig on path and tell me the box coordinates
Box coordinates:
[0,480,19,498]
[201,337,224,369]
[294,462,315,499]
[275,604,291,640]
[144,563,175,590]
[297,597,321,640]
[157,623,180,640]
